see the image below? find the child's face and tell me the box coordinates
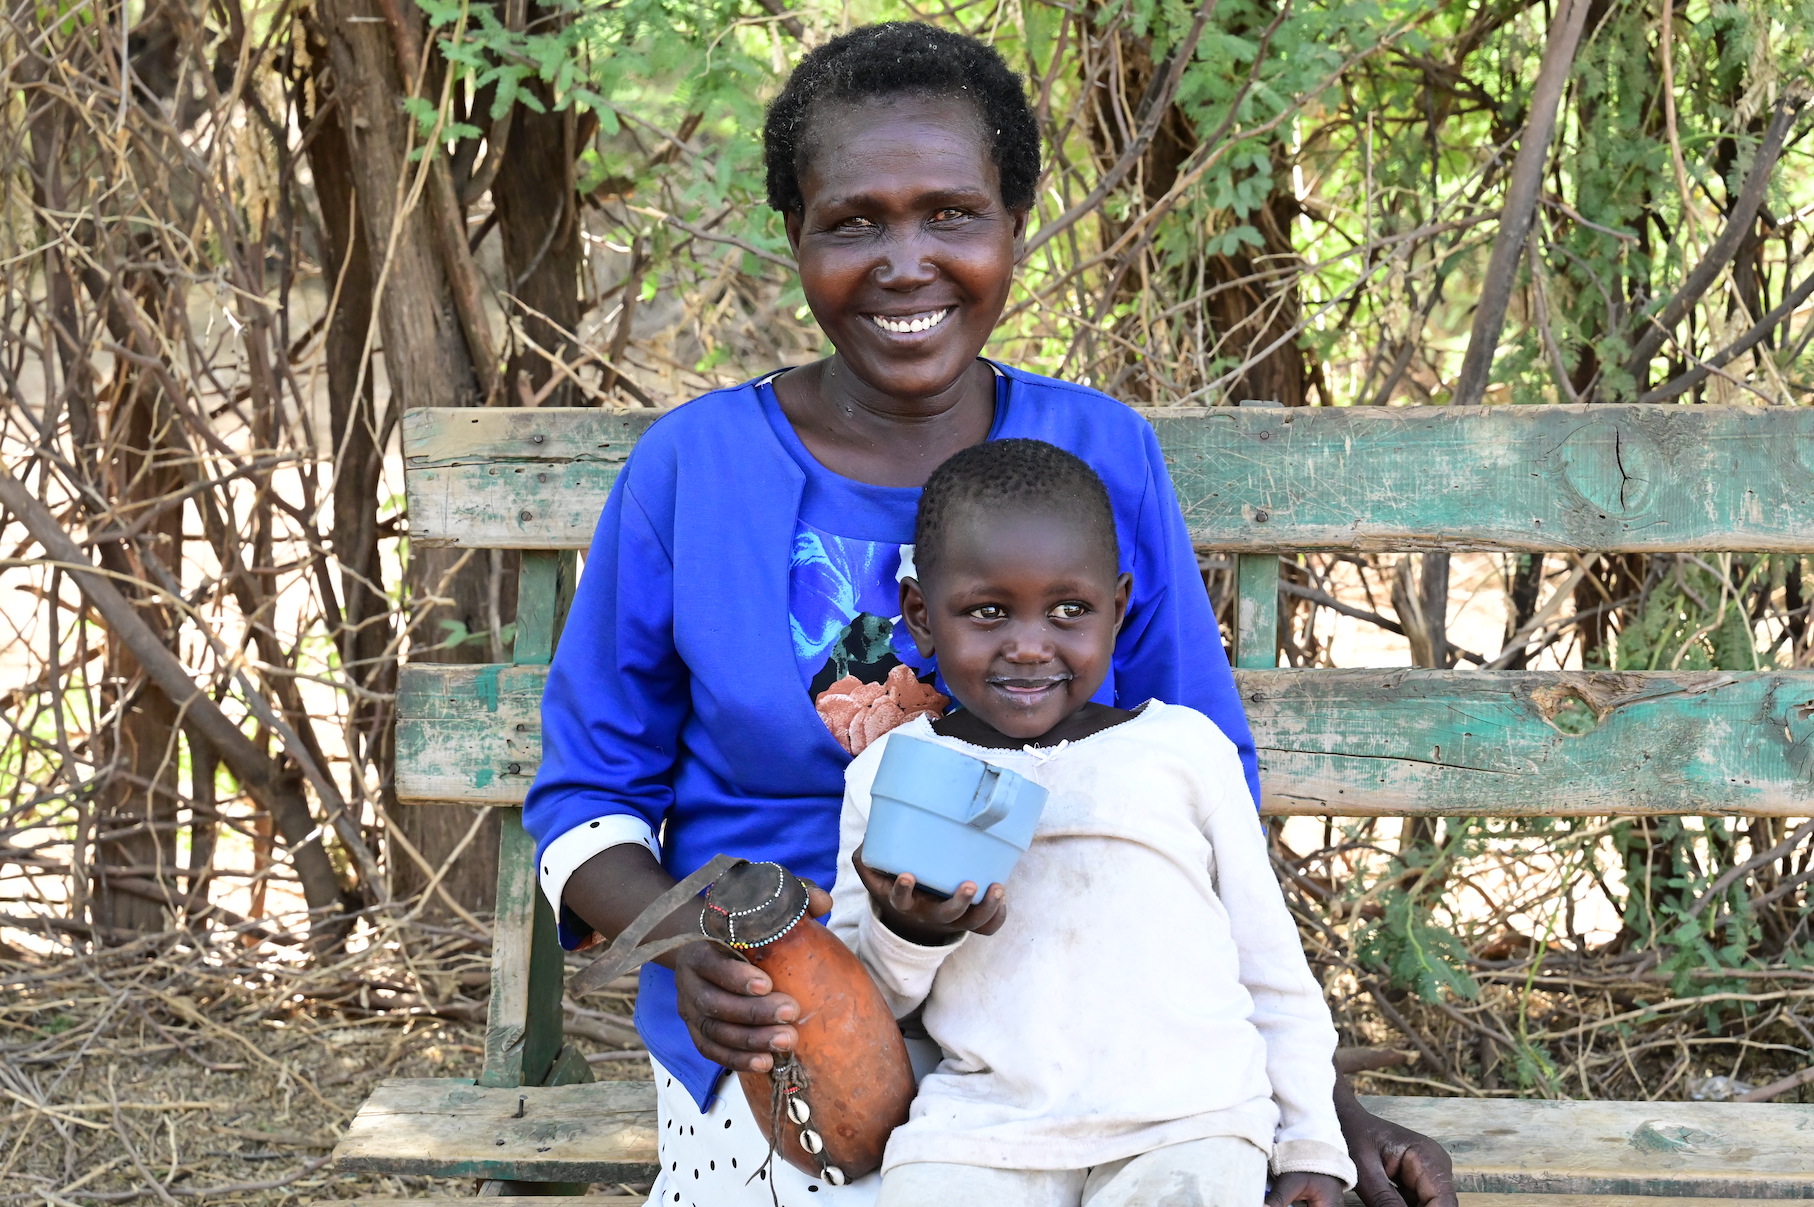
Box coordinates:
[784,95,1027,404]
[901,509,1130,741]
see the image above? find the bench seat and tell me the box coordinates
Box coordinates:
[334,1079,1814,1196]
[342,1199,1774,1207]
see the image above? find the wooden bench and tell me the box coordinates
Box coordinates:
[335,402,1814,1197]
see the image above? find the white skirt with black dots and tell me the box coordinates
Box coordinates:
[646,1056,881,1207]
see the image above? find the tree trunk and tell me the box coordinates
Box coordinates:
[321,0,502,913]
[1082,17,1313,405]
[494,69,582,407]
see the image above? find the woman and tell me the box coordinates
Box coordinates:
[525,23,1455,1207]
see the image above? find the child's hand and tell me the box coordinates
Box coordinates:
[1266,1172,1345,1207]
[852,845,1008,946]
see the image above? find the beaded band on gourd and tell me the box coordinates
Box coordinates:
[701,862,810,950]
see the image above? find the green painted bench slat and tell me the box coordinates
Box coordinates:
[1251,667,1814,817]
[395,664,1814,816]
[331,1080,1814,1196]
[404,404,1814,553]
[1363,1095,1814,1197]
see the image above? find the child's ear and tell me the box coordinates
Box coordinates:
[899,577,938,658]
[1111,572,1132,635]
[1009,207,1030,260]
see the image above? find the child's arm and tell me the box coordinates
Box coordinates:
[1197,737,1358,1191]
[829,736,1001,1017]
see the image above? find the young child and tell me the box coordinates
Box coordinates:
[830,439,1357,1207]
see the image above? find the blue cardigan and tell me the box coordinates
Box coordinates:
[524,363,1259,1107]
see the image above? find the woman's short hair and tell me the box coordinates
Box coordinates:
[763,22,1041,215]
[913,439,1119,580]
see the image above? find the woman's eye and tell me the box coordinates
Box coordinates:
[930,207,969,223]
[1050,601,1089,620]
[835,216,877,232]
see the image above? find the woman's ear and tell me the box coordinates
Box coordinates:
[1111,572,1132,635]
[899,577,938,657]
[785,209,804,257]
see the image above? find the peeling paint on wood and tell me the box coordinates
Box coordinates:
[394,664,545,803]
[394,664,1814,815]
[402,404,1814,552]
[331,1078,658,1182]
[1458,1198,1766,1207]
[403,408,658,549]
[1360,1096,1814,1196]
[1234,553,1280,668]
[1243,668,1814,817]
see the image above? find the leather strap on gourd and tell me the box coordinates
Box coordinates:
[567,853,747,997]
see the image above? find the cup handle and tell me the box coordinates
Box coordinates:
[964,768,1014,831]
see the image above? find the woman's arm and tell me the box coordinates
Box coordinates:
[563,844,823,1074]
[524,463,810,1072]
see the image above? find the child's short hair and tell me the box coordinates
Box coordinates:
[764,22,1041,215]
[913,439,1119,580]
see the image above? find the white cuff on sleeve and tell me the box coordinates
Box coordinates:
[1270,1139,1359,1191]
[538,815,660,917]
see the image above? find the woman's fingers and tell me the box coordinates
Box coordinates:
[689,1018,796,1072]
[682,942,771,996]
[689,983,800,1027]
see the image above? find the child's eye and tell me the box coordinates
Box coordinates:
[967,604,1006,621]
[1050,601,1090,620]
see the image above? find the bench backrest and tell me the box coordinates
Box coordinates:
[398,403,1814,818]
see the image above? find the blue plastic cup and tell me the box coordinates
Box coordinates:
[862,734,1049,902]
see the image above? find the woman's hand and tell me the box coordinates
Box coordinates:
[853,845,1008,946]
[672,882,833,1074]
[567,845,843,1074]
[1266,1172,1345,1207]
[1334,1075,1458,1207]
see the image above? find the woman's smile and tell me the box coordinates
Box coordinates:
[782,94,1027,413]
[868,307,954,335]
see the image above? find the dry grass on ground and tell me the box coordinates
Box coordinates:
[0,923,648,1206]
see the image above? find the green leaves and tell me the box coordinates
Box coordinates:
[1354,885,1481,1003]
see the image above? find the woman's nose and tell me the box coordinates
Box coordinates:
[872,230,937,289]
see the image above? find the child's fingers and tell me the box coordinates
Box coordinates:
[969,888,1009,935]
[852,848,896,897]
[887,872,925,915]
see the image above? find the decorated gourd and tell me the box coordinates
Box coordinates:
[700,860,915,1183]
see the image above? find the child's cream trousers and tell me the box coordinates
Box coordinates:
[877,1135,1268,1207]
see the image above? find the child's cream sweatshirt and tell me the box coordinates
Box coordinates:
[829,702,1357,1185]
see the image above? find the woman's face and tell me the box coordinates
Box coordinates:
[786,95,1027,403]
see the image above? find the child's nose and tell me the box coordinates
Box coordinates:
[1000,627,1057,662]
